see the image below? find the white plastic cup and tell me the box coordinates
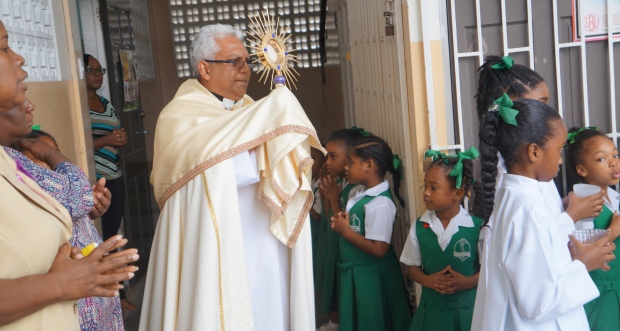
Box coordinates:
[573,184,602,222]
[572,229,608,244]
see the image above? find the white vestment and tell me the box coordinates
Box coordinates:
[140,80,320,331]
[479,156,576,288]
[472,174,598,331]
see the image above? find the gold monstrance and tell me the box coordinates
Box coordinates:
[247,12,300,90]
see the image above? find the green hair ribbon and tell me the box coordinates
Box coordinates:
[424,147,479,189]
[490,56,514,70]
[449,147,480,189]
[424,149,447,161]
[392,154,402,171]
[350,126,373,137]
[491,93,519,126]
[566,126,598,144]
[31,125,41,130]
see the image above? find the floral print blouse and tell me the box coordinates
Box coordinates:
[4,147,124,331]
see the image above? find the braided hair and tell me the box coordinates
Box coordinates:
[349,136,405,207]
[428,156,481,209]
[475,55,544,119]
[565,127,609,180]
[479,99,562,225]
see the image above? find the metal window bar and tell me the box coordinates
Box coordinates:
[551,0,620,194]
[442,0,489,153]
[607,0,620,150]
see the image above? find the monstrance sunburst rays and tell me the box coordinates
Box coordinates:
[246,11,300,90]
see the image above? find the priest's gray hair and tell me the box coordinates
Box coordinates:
[190,24,244,75]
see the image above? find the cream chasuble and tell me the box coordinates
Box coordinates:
[141,79,321,331]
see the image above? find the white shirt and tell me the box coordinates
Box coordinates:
[312,179,322,214]
[345,180,396,244]
[575,187,620,230]
[472,174,598,331]
[400,206,476,267]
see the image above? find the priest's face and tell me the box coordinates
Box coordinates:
[203,36,251,100]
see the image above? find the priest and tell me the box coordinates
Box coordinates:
[140,24,321,331]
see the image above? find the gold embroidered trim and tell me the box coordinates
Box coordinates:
[270,156,313,206]
[286,193,313,248]
[260,192,285,215]
[158,124,320,208]
[201,173,225,331]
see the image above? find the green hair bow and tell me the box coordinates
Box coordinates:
[450,147,480,189]
[31,125,41,130]
[424,147,480,189]
[424,149,447,161]
[392,154,402,171]
[491,93,519,126]
[490,56,514,70]
[350,126,373,137]
[566,126,598,144]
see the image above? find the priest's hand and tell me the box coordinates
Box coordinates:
[569,230,615,272]
[330,211,349,234]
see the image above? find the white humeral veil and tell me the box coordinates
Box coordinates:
[140,79,321,331]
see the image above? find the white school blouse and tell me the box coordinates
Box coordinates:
[344,180,396,244]
[400,206,477,266]
[472,174,598,331]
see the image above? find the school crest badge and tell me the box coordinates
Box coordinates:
[453,238,471,261]
[349,214,361,233]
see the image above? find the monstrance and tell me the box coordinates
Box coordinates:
[246,12,300,90]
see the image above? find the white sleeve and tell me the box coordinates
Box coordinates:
[503,209,599,323]
[232,150,260,188]
[312,190,322,214]
[363,196,396,244]
[556,212,578,235]
[400,220,422,266]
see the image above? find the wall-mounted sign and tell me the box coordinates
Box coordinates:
[119,49,139,112]
[573,0,620,42]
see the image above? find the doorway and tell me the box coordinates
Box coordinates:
[77,0,155,282]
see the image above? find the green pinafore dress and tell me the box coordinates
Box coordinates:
[338,190,411,331]
[315,202,329,291]
[584,201,620,331]
[410,215,482,331]
[320,181,356,313]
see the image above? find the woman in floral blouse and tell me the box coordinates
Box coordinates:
[4,106,125,331]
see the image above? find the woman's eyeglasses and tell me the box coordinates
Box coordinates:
[85,66,106,75]
[204,58,256,69]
